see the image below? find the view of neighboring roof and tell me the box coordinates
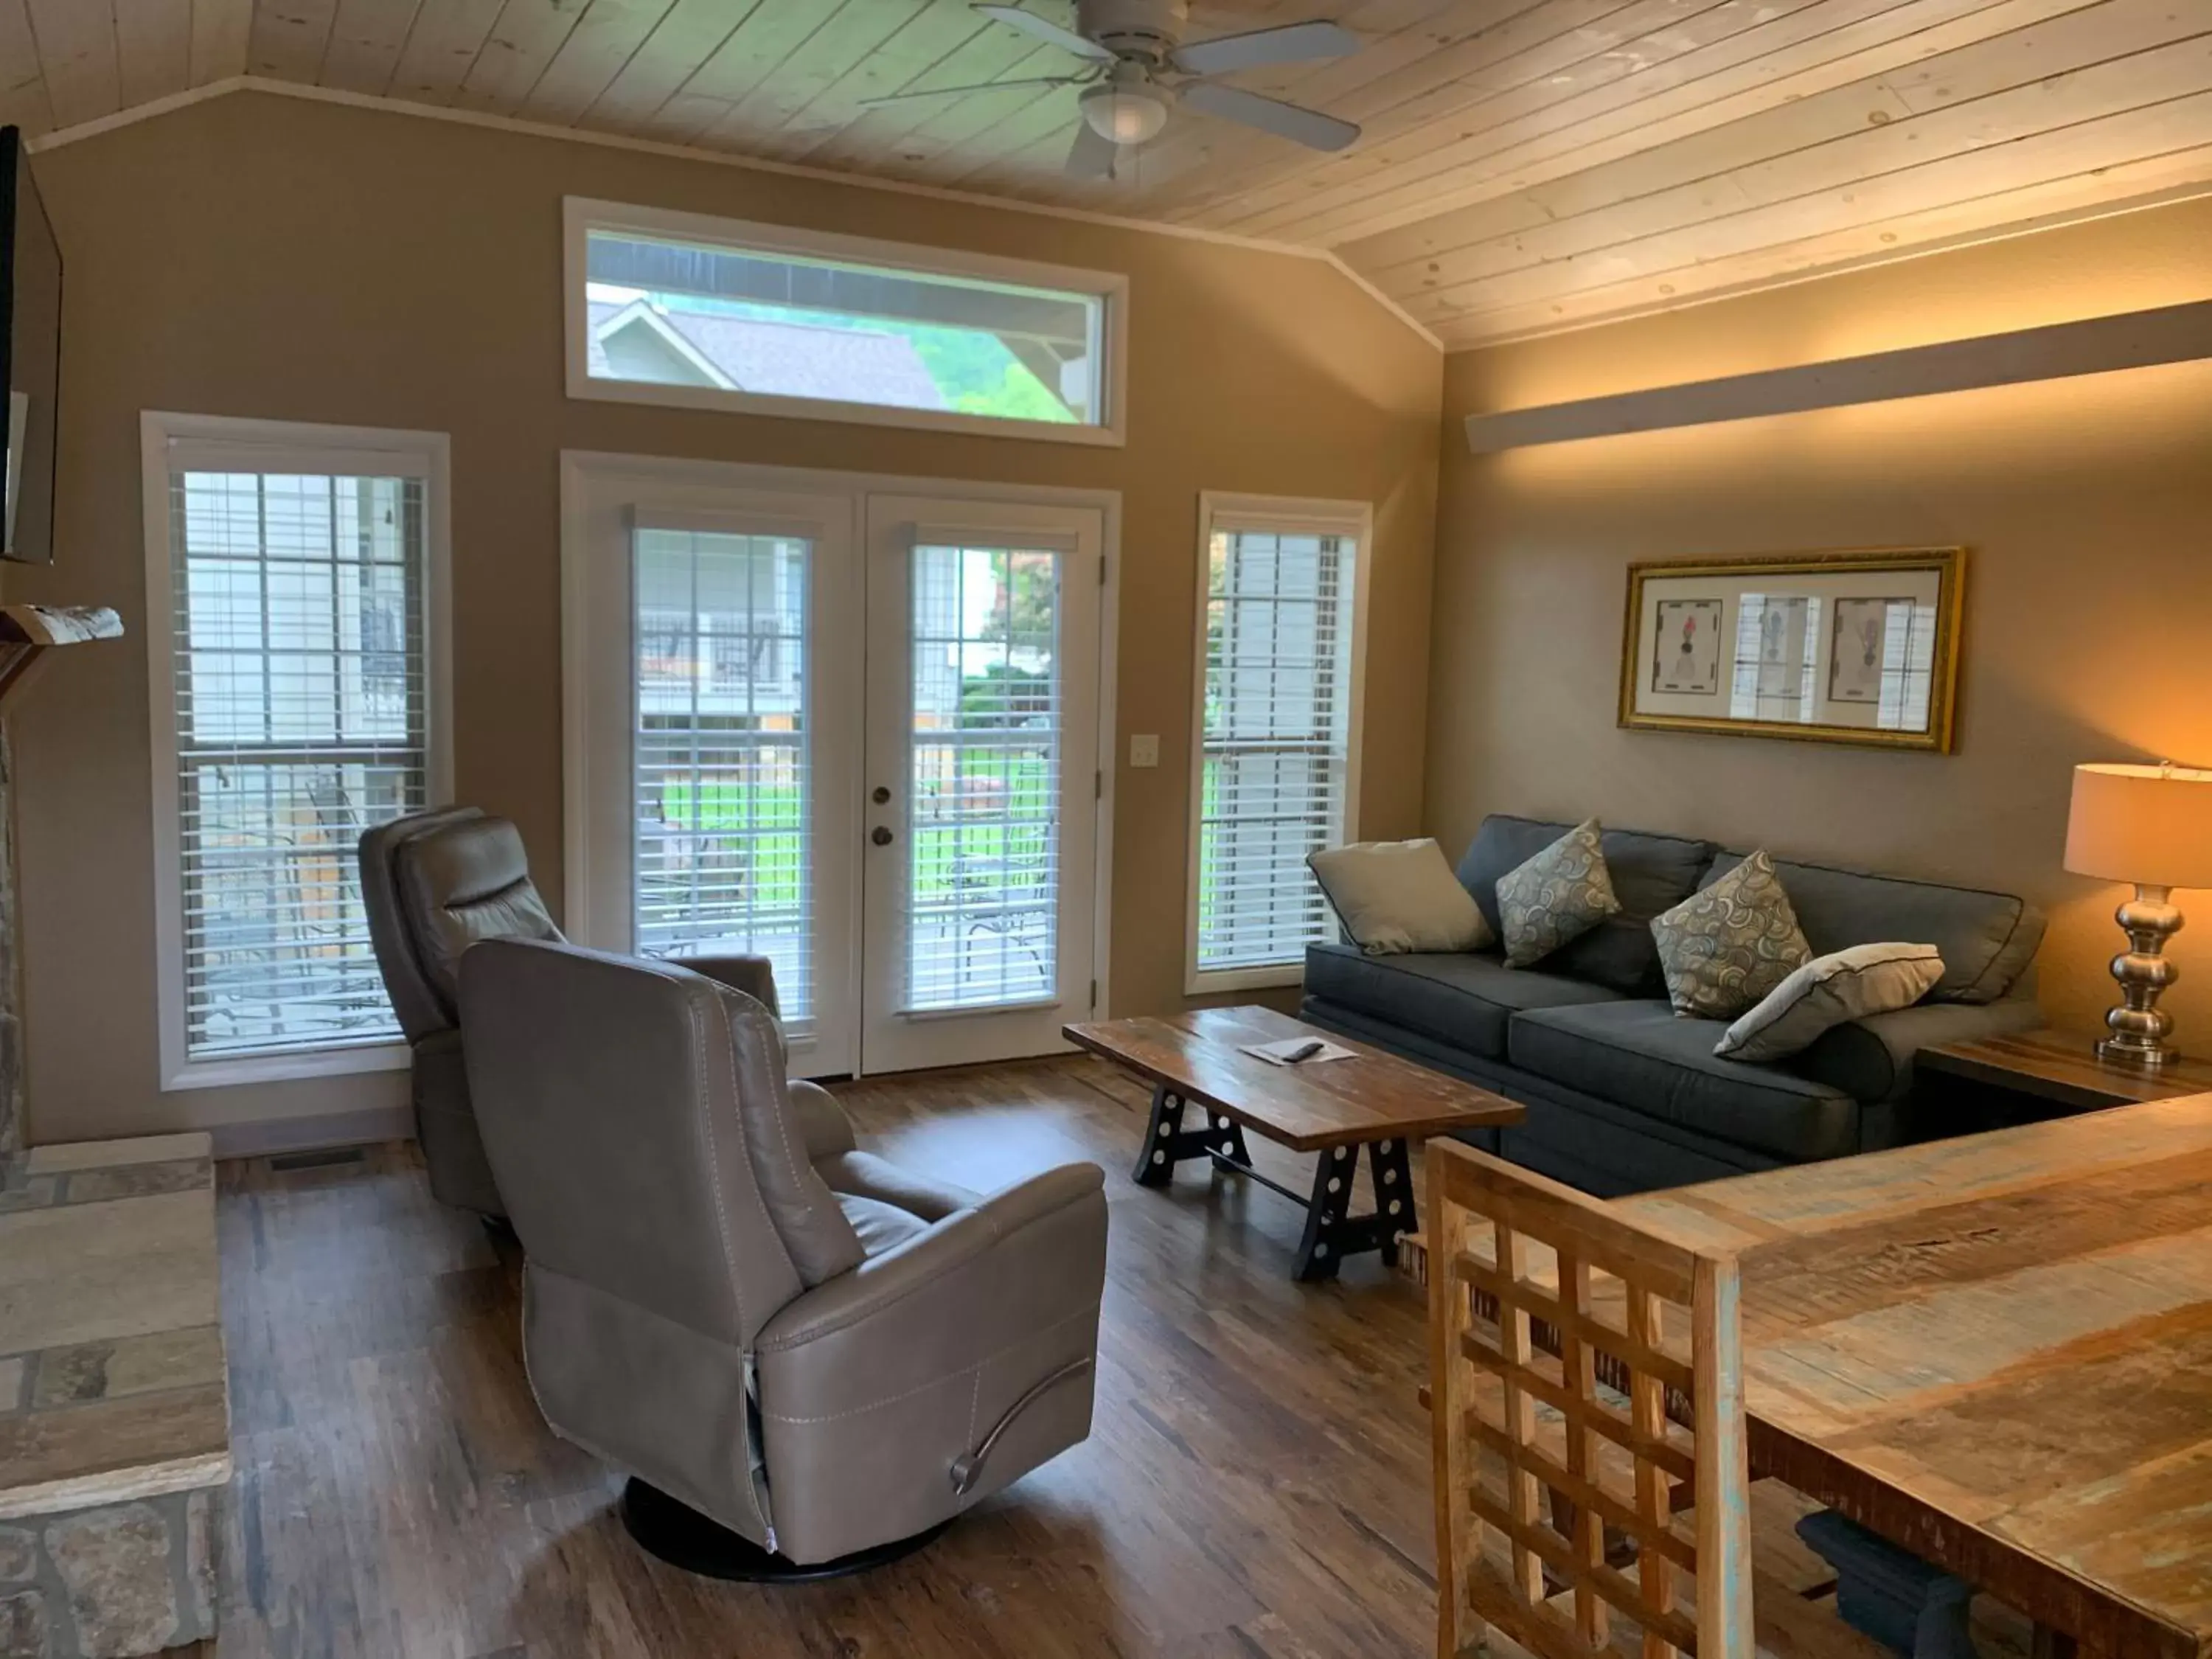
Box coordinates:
[588,299,947,410]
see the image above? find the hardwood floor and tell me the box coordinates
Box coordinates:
[208,1055,1441,1658]
[203,1052,2045,1658]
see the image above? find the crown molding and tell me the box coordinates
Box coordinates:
[29,76,1444,353]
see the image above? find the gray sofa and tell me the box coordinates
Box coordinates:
[1300,815,2046,1196]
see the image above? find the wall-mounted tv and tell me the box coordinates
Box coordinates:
[1,125,60,565]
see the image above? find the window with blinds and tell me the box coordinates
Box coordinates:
[160,462,434,1065]
[1190,503,1363,985]
[632,525,816,1032]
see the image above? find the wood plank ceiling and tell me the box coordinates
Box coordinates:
[3,0,2208,346]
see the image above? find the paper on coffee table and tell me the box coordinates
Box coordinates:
[1240,1037,1356,1067]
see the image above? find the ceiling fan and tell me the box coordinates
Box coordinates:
[862,1,1363,179]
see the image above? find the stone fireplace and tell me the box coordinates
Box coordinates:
[0,607,226,1659]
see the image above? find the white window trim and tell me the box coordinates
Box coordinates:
[564,198,1130,449]
[1184,491,1373,997]
[142,411,455,1091]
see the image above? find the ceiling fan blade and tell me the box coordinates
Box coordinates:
[1172,20,1360,76]
[971,4,1115,61]
[1177,81,1359,151]
[1065,121,1119,180]
[860,74,1082,107]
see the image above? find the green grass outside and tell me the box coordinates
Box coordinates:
[655,748,1054,909]
[655,295,1079,425]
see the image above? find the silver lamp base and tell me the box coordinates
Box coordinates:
[2096,883,2183,1070]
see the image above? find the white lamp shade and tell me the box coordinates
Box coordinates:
[1081,86,1169,145]
[2063,762,2212,890]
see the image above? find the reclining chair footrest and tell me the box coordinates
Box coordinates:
[621,1478,951,1582]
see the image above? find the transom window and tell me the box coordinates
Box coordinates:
[1186,494,1368,992]
[566,199,1124,447]
[142,414,450,1088]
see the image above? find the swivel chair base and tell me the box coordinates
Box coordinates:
[621,1479,951,1582]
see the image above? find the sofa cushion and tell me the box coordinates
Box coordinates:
[1458,815,1719,995]
[1508,1001,1861,1162]
[1701,853,2043,1004]
[1304,942,1624,1060]
[1497,819,1622,967]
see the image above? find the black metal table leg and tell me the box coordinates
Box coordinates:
[1368,1137,1413,1267]
[1293,1144,1360,1281]
[1135,1090,1251,1187]
[1131,1107,1417,1282]
[1133,1086,1187,1187]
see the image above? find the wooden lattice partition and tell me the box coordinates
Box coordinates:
[1425,1138,1750,1659]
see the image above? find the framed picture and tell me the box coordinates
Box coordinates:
[1619,548,1965,751]
[1650,598,1722,694]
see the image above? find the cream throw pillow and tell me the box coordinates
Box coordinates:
[1309,839,1494,956]
[1715,942,1946,1061]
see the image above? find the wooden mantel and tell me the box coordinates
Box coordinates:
[0,602,124,707]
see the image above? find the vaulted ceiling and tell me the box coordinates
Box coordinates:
[6,0,2211,347]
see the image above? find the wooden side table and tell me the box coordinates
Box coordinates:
[1916,1027,2212,1129]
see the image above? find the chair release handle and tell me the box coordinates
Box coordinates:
[948,1356,1095,1497]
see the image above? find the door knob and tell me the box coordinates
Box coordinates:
[871,826,894,846]
[872,786,891,804]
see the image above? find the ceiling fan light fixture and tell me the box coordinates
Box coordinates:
[1079,83,1169,145]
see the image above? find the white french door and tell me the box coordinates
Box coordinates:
[860,497,1102,1072]
[564,458,1105,1078]
[568,478,865,1074]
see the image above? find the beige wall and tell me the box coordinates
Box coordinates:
[1430,194,2212,1042]
[6,89,1441,1144]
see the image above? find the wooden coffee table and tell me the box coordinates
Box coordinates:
[1062,1006,1523,1281]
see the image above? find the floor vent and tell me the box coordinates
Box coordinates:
[268,1147,367,1172]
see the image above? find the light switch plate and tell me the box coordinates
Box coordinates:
[1129,734,1160,768]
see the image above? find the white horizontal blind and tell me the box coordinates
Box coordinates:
[167,469,428,1059]
[632,526,816,1031]
[1194,520,1357,975]
[905,540,1062,1012]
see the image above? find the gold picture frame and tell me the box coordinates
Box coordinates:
[1618,547,1966,752]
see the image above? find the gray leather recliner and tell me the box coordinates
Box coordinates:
[456,936,1109,1571]
[358,807,781,1219]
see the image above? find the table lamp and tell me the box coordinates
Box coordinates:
[2063,762,2212,1068]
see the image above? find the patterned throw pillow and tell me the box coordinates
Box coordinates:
[1651,850,1812,1019]
[1496,819,1623,968]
